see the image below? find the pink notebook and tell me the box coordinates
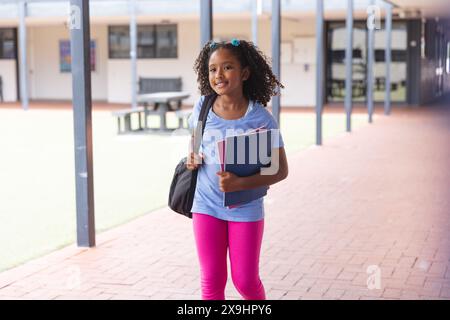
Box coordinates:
[217,138,239,208]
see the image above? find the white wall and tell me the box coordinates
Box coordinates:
[107,18,318,107]
[259,18,317,107]
[0,60,17,102]
[29,24,108,101]
[22,17,318,107]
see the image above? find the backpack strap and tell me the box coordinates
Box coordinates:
[193,94,217,153]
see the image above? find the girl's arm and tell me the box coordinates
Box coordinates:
[216,147,288,192]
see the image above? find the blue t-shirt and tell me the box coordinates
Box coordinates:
[187,95,285,222]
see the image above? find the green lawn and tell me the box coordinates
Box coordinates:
[0,107,369,272]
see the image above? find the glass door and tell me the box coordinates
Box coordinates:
[374,22,407,102]
[326,21,407,103]
[327,22,367,103]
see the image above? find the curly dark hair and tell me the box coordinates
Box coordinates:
[193,39,284,107]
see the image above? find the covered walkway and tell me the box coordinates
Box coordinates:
[0,98,449,300]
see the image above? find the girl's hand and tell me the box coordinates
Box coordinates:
[186,152,204,170]
[216,171,243,192]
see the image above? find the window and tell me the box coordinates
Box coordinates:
[0,28,16,59]
[108,26,130,59]
[156,25,177,58]
[374,49,407,62]
[109,24,177,59]
[137,25,156,58]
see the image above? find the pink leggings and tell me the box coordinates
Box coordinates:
[192,213,265,300]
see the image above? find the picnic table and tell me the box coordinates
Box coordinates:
[138,91,190,131]
[112,91,191,134]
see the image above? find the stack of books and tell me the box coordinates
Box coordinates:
[217,127,272,208]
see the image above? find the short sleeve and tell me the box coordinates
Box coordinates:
[187,96,205,131]
[265,112,285,149]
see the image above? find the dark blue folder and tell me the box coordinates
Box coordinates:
[223,129,272,207]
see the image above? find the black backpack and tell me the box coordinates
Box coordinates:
[168,94,217,218]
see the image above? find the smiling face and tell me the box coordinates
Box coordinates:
[208,48,250,97]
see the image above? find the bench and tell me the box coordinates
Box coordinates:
[112,105,191,133]
[138,77,182,94]
[112,106,145,134]
[138,77,183,111]
[174,109,193,129]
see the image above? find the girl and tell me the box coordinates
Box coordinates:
[186,39,289,300]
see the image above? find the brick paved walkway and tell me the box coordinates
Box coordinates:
[0,101,449,300]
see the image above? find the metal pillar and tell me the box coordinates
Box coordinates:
[70,0,96,247]
[315,0,324,145]
[384,3,392,115]
[367,0,375,123]
[345,0,353,132]
[18,0,28,110]
[129,0,138,109]
[252,0,259,45]
[200,0,213,48]
[271,0,281,125]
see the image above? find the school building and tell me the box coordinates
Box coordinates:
[0,0,449,108]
